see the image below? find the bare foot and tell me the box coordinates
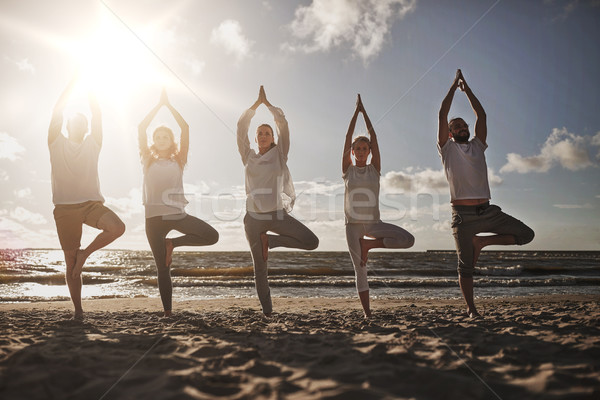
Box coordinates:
[260,233,269,262]
[364,310,372,319]
[165,239,174,268]
[71,249,87,280]
[73,311,84,321]
[359,237,369,267]
[467,308,481,318]
[163,310,173,318]
[472,235,485,268]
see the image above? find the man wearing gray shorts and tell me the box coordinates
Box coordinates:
[48,76,125,319]
[437,69,534,318]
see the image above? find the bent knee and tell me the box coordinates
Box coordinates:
[208,230,219,245]
[113,220,126,237]
[306,234,319,250]
[405,234,415,249]
[517,227,535,245]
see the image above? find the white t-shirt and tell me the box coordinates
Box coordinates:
[438,137,491,202]
[142,159,188,218]
[343,164,381,224]
[237,107,295,213]
[49,134,104,205]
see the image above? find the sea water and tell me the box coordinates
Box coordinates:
[1,249,599,303]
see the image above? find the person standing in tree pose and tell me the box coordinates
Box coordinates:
[237,85,319,317]
[342,94,415,319]
[438,69,534,318]
[48,75,126,319]
[139,89,219,317]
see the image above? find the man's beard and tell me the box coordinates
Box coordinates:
[454,131,470,143]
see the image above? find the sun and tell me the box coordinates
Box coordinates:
[70,11,166,107]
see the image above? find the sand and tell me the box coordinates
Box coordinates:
[0,295,599,399]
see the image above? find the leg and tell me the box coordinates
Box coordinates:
[166,214,219,267]
[146,217,173,316]
[73,209,125,279]
[260,232,269,261]
[346,224,371,318]
[53,205,85,318]
[452,212,480,317]
[361,221,415,266]
[267,213,319,251]
[358,290,371,319]
[63,249,83,319]
[473,205,535,266]
[244,213,272,316]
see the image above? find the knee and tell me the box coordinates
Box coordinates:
[306,233,319,250]
[111,219,126,238]
[515,226,535,246]
[405,233,415,249]
[518,226,535,245]
[207,229,219,246]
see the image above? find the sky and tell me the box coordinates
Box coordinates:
[1,0,599,251]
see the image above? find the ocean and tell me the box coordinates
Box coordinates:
[1,249,599,303]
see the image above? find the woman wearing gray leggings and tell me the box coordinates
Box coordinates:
[237,86,319,316]
[139,89,218,317]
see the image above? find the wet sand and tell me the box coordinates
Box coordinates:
[1,295,599,399]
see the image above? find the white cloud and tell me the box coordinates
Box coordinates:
[284,0,417,63]
[16,58,35,74]
[210,20,253,61]
[0,132,26,161]
[185,59,205,76]
[553,203,594,209]
[500,127,597,173]
[592,132,600,159]
[10,207,47,225]
[382,168,447,193]
[381,167,502,194]
[0,169,8,181]
[14,188,33,200]
[104,188,143,219]
[3,56,35,74]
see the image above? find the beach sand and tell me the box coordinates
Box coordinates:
[1,295,599,399]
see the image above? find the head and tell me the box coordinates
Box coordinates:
[255,123,276,152]
[448,117,470,143]
[151,125,177,156]
[351,136,371,165]
[66,113,88,142]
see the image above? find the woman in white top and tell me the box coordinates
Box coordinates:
[342,94,415,318]
[237,86,319,316]
[139,89,218,317]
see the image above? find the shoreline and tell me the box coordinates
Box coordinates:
[1,293,599,313]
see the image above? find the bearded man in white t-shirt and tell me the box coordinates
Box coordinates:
[48,76,125,319]
[437,69,534,318]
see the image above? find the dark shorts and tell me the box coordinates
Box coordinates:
[53,201,114,250]
[451,203,534,277]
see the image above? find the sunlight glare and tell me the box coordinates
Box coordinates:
[70,12,165,106]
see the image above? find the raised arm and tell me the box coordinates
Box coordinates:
[460,73,487,145]
[359,95,380,173]
[342,97,361,174]
[162,90,190,166]
[89,92,102,146]
[138,94,163,162]
[262,87,290,158]
[438,69,462,148]
[237,87,262,165]
[48,76,77,146]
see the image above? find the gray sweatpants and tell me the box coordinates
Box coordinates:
[146,213,219,312]
[451,203,534,277]
[243,210,319,314]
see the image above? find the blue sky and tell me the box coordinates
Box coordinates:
[1,0,599,251]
